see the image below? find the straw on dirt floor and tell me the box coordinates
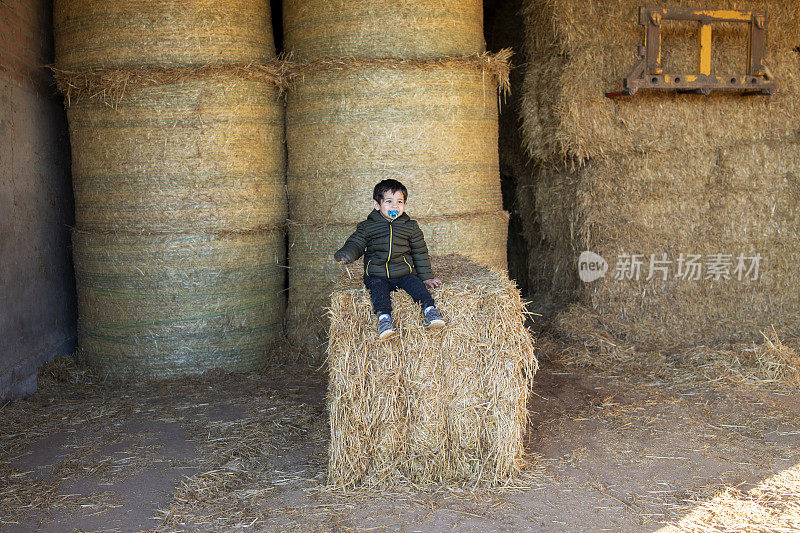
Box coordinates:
[283,0,485,59]
[284,51,510,224]
[518,141,800,349]
[287,212,509,359]
[1,356,328,530]
[543,303,800,387]
[327,254,537,487]
[158,402,328,529]
[72,228,286,378]
[54,0,277,69]
[57,73,286,233]
[520,0,800,161]
[660,462,800,532]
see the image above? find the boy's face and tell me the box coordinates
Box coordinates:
[373,189,406,221]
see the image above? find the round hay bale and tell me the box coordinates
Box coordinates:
[72,228,286,378]
[67,78,286,232]
[286,63,503,224]
[283,0,485,59]
[286,211,509,356]
[54,0,276,69]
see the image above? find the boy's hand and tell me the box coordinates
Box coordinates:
[335,257,349,264]
[423,278,442,289]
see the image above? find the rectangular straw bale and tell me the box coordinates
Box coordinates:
[521,0,800,161]
[327,255,537,487]
[287,211,509,358]
[515,160,581,299]
[522,144,800,348]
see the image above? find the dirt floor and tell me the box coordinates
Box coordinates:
[1,346,799,532]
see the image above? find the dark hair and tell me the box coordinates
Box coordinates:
[373,179,408,203]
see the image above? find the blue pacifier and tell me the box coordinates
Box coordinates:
[387,209,400,219]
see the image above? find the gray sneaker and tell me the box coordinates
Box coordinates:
[378,315,397,340]
[423,306,445,329]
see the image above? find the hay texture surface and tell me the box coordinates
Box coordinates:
[517,0,800,350]
[664,462,800,532]
[287,212,509,357]
[72,229,286,378]
[521,0,800,161]
[283,0,485,59]
[64,76,286,233]
[519,142,800,348]
[285,54,509,224]
[327,255,536,487]
[54,0,276,69]
[283,53,511,358]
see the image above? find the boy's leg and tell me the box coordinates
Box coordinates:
[394,274,435,310]
[364,276,394,316]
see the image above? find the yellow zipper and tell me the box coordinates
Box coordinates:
[386,224,392,277]
[366,259,371,274]
[403,256,413,275]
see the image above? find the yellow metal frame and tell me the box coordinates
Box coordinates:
[614,6,776,96]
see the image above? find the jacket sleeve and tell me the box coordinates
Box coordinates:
[334,222,367,263]
[409,222,433,281]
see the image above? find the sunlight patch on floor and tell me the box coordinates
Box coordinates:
[658,462,800,532]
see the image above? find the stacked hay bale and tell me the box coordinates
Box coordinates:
[328,255,537,487]
[283,0,511,356]
[54,0,287,377]
[54,0,277,67]
[283,0,486,58]
[519,0,800,348]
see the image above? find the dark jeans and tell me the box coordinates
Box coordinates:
[364,274,435,316]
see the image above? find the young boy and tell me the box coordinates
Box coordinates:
[334,179,445,340]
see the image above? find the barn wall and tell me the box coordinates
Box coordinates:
[0,0,75,399]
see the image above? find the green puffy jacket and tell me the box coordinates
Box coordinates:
[334,211,433,280]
